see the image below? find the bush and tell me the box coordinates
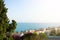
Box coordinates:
[23,33,48,40]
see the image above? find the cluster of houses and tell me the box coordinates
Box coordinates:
[11,26,60,40]
[12,26,60,36]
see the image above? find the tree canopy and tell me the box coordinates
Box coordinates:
[23,33,48,40]
[0,0,17,40]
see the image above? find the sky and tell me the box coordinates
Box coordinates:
[4,0,60,23]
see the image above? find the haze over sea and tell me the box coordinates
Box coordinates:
[15,23,60,32]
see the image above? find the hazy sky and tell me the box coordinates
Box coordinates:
[5,0,60,23]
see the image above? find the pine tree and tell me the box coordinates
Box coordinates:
[0,0,17,40]
[0,0,9,40]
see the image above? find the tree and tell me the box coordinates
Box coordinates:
[23,33,39,40]
[0,0,16,40]
[23,33,48,40]
[39,33,48,40]
[0,0,9,40]
[56,33,60,36]
[50,29,56,36]
[7,20,17,32]
[56,29,60,36]
[6,20,17,40]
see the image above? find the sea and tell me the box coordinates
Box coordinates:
[15,23,60,32]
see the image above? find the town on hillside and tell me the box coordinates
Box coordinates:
[12,26,60,36]
[10,26,60,40]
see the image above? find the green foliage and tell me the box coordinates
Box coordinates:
[7,20,17,32]
[56,29,60,36]
[56,33,60,36]
[0,0,9,40]
[39,33,48,40]
[0,0,17,40]
[50,29,56,36]
[50,29,60,36]
[23,33,38,40]
[23,33,48,40]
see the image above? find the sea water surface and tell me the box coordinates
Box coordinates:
[15,23,60,32]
